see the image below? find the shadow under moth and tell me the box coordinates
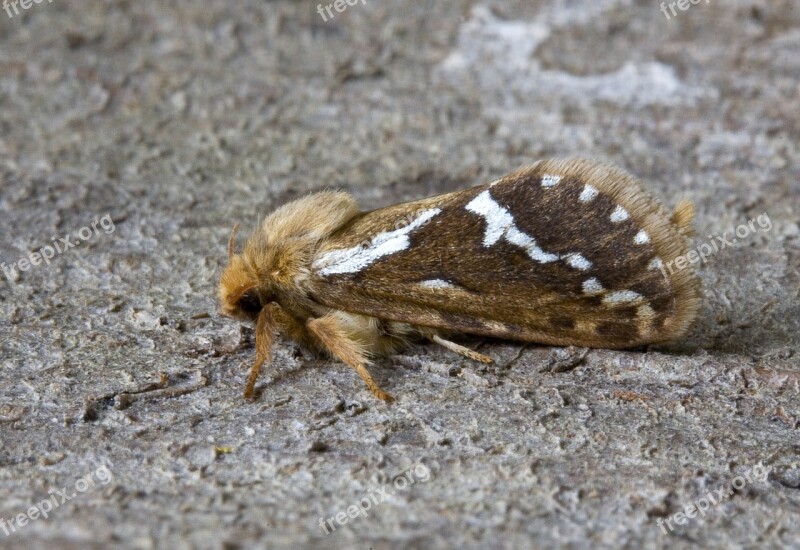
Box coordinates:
[218,159,701,401]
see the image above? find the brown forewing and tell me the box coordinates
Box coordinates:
[308,159,701,348]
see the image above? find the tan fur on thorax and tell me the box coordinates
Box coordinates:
[219,191,358,320]
[218,191,419,400]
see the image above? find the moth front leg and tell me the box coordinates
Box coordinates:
[243,303,308,400]
[306,313,394,402]
[244,306,273,400]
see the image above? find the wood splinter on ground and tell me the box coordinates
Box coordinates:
[82,370,208,421]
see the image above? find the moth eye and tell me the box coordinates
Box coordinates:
[237,290,262,315]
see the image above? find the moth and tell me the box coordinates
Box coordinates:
[218,159,701,402]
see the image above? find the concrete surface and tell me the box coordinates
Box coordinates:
[1,0,798,548]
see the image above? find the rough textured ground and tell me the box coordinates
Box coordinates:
[1,0,799,548]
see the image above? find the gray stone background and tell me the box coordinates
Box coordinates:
[1,0,798,548]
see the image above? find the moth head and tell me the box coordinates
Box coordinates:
[218,224,269,322]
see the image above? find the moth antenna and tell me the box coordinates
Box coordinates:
[228,223,240,261]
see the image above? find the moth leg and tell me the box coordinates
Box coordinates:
[306,314,394,402]
[244,306,274,400]
[431,334,494,364]
[243,303,308,400]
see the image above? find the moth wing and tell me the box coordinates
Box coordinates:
[308,159,701,348]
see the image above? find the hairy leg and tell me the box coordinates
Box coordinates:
[244,303,309,399]
[306,313,393,402]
